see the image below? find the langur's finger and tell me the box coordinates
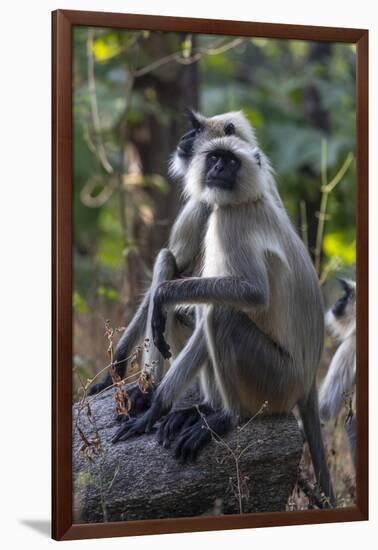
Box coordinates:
[160,418,173,447]
[157,337,171,359]
[117,428,138,441]
[163,412,185,445]
[181,411,200,431]
[187,431,211,462]
[112,418,139,443]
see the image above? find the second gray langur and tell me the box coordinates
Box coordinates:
[319,279,356,466]
[88,109,210,399]
[113,111,336,507]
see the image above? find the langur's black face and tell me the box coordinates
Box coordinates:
[205,149,241,191]
[332,278,355,318]
[177,128,200,159]
[177,110,203,160]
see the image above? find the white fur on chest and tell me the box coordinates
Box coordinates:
[202,214,228,277]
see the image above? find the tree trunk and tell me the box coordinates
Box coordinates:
[73,386,303,523]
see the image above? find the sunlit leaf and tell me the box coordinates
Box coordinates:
[92,35,122,62]
[181,35,193,59]
[323,232,356,265]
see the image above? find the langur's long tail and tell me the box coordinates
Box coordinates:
[298,383,336,507]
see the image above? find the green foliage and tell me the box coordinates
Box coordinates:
[97,285,120,301]
[73,291,89,314]
[72,27,356,325]
[96,207,124,268]
[323,232,356,265]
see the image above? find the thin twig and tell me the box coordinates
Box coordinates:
[133,37,245,78]
[86,28,114,174]
[314,139,353,275]
[196,402,267,514]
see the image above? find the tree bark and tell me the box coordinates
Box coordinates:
[73,387,303,523]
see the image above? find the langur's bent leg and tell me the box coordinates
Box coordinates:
[141,249,178,383]
[166,306,196,359]
[112,322,208,443]
[211,308,335,506]
[210,308,303,413]
[298,385,336,507]
[157,361,224,451]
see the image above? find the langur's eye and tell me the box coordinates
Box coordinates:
[210,155,218,162]
[224,122,235,135]
[230,158,237,166]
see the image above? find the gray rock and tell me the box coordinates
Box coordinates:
[73,386,303,523]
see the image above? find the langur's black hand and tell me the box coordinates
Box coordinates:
[151,296,171,359]
[112,398,165,443]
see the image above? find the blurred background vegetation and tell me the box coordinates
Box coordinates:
[73,27,356,505]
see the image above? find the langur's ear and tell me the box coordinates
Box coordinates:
[184,108,202,130]
[224,122,236,136]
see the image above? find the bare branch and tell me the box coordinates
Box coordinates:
[133,37,245,78]
[314,140,353,276]
[86,28,114,175]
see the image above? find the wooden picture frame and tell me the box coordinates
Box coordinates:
[52,9,368,541]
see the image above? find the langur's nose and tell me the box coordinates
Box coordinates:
[214,159,225,173]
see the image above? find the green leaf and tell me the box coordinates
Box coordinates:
[92,34,122,62]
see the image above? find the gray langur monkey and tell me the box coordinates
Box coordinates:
[90,110,277,400]
[88,110,210,399]
[319,279,356,466]
[112,111,336,507]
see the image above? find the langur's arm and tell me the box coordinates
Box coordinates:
[156,275,268,307]
[152,273,268,358]
[319,337,356,421]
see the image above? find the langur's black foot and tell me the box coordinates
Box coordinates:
[112,397,166,443]
[88,372,113,396]
[174,411,232,463]
[157,404,212,449]
[124,384,155,417]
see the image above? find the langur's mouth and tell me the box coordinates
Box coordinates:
[332,297,348,318]
[205,177,235,190]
